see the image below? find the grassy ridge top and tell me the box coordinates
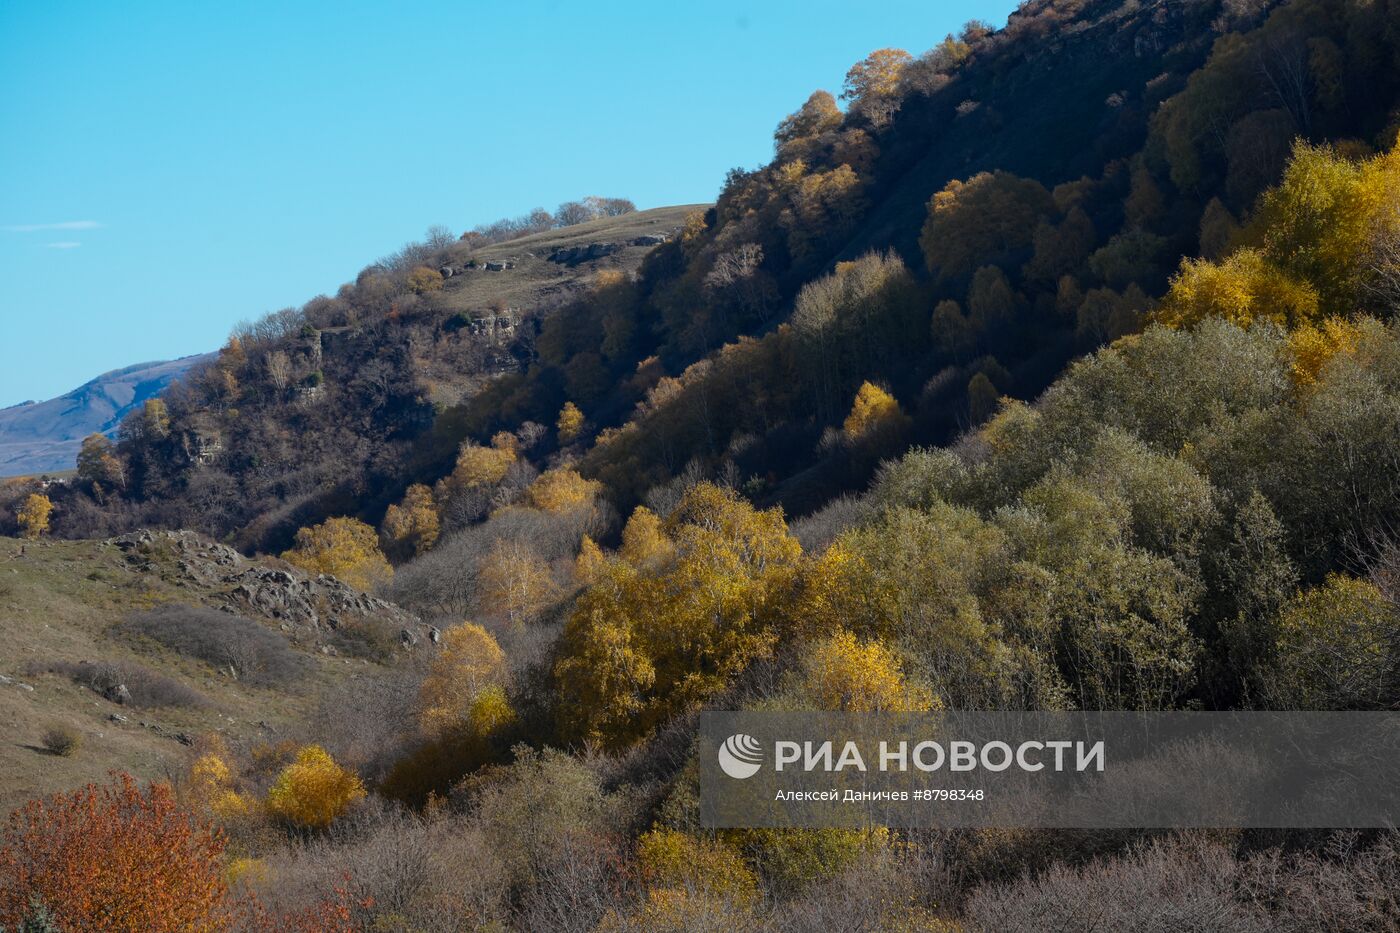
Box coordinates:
[431,204,704,312]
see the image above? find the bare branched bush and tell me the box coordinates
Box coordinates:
[767,842,952,932]
[230,306,306,350]
[258,811,509,932]
[1246,831,1400,933]
[963,836,1267,932]
[121,604,304,687]
[389,503,597,621]
[304,668,421,783]
[27,658,207,709]
[789,494,870,553]
[516,831,631,932]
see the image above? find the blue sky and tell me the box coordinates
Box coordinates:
[0,0,1010,408]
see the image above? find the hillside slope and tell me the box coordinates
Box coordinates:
[0,355,212,477]
[2,207,699,550]
[0,530,426,814]
[19,0,1400,553]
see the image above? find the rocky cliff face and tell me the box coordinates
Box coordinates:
[108,529,436,649]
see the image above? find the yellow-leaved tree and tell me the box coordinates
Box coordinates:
[841,48,912,126]
[842,381,911,442]
[417,623,507,737]
[281,517,392,591]
[790,629,934,712]
[476,539,560,626]
[1287,316,1369,387]
[554,483,802,749]
[141,398,170,439]
[619,506,673,568]
[438,439,517,498]
[407,265,444,294]
[1158,140,1400,329]
[1155,249,1319,329]
[265,745,365,829]
[556,401,585,444]
[185,737,254,824]
[636,828,758,904]
[574,535,607,585]
[526,468,602,514]
[16,494,52,540]
[380,483,440,560]
[76,433,125,490]
[383,674,517,804]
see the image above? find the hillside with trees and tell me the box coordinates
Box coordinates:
[19,0,1400,549]
[0,354,212,477]
[5,0,1400,928]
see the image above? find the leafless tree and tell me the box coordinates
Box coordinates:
[584,196,636,217]
[516,420,548,450]
[231,306,305,348]
[1255,30,1311,134]
[265,350,293,392]
[1361,197,1400,314]
[555,200,593,227]
[424,224,456,251]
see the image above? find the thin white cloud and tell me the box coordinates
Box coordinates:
[45,241,81,249]
[5,220,102,232]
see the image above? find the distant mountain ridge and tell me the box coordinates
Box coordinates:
[0,355,213,476]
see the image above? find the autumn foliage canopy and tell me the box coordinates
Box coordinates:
[0,773,227,932]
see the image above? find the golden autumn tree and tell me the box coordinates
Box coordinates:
[636,828,759,903]
[380,483,440,560]
[552,562,657,747]
[265,746,365,830]
[920,171,1055,283]
[76,433,125,489]
[574,535,607,585]
[16,494,52,540]
[0,773,228,932]
[556,401,586,444]
[1251,141,1400,315]
[774,90,843,154]
[791,629,934,712]
[842,381,911,442]
[439,440,517,497]
[526,468,602,514]
[476,539,560,625]
[407,265,444,294]
[1156,249,1319,330]
[281,516,392,592]
[620,505,673,568]
[1262,574,1400,709]
[142,398,171,439]
[555,484,802,748]
[785,164,867,262]
[1287,316,1368,387]
[417,623,508,736]
[383,674,517,804]
[1159,140,1400,329]
[842,48,912,125]
[184,736,255,825]
[383,683,518,805]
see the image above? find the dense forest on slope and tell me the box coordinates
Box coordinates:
[12,0,1400,550]
[6,0,1400,929]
